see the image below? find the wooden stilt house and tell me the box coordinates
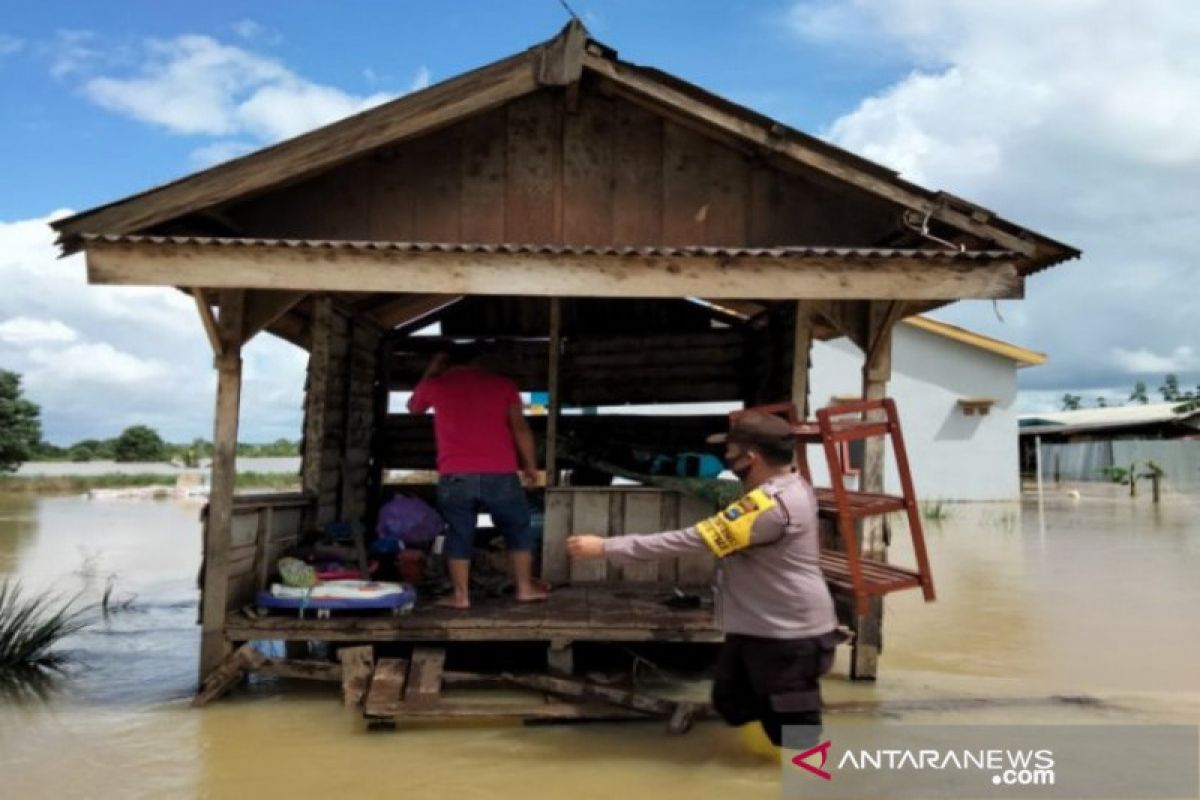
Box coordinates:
[51,22,1078,702]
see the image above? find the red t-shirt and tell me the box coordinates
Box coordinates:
[408,366,522,475]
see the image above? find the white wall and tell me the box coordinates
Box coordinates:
[806,324,1021,501]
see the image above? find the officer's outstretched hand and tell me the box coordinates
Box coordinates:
[566,535,605,560]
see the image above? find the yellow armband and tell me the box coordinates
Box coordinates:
[694,488,777,558]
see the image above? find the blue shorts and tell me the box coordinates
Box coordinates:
[436,473,533,560]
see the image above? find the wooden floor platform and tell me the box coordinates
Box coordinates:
[225,584,721,644]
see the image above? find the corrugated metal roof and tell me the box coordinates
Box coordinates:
[81,234,1019,261]
[1019,402,1200,435]
[902,316,1046,366]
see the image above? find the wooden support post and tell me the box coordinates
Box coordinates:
[252,505,274,592]
[546,297,562,487]
[547,638,574,676]
[302,296,334,527]
[790,301,816,421]
[850,300,899,681]
[338,645,374,707]
[366,334,391,527]
[198,289,245,686]
[791,301,817,480]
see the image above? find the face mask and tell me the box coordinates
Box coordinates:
[726,451,752,480]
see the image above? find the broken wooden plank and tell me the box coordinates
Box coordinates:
[390,702,645,721]
[192,643,265,708]
[363,658,408,720]
[500,672,691,718]
[337,645,374,707]
[251,658,341,682]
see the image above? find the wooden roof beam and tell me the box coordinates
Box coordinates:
[241,289,307,346]
[369,293,465,329]
[85,240,1024,301]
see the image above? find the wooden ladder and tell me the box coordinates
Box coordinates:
[735,398,936,617]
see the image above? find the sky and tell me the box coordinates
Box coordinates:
[1,0,1197,444]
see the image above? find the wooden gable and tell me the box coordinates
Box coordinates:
[215,84,900,250]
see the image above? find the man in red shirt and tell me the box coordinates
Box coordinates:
[407,344,546,608]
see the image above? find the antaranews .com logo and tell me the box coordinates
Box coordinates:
[792,739,1056,787]
[781,725,1198,799]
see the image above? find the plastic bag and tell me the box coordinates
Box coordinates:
[376,494,444,548]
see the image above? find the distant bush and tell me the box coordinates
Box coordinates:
[113,425,168,463]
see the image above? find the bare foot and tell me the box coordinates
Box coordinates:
[434,595,470,610]
[515,587,549,603]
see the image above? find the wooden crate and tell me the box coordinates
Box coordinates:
[542,487,716,587]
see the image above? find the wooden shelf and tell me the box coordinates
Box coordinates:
[819,552,923,595]
[814,488,907,519]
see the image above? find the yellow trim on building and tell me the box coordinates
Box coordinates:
[902,316,1046,366]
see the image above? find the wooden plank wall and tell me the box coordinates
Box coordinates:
[542,488,716,587]
[302,297,383,528]
[223,503,307,612]
[225,85,897,249]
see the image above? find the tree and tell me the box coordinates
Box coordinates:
[1129,381,1149,405]
[1060,393,1082,411]
[0,370,42,473]
[1095,397,1108,408]
[112,425,167,463]
[1159,374,1181,401]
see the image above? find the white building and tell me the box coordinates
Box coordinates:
[806,317,1044,501]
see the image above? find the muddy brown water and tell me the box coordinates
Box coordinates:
[1,486,1197,799]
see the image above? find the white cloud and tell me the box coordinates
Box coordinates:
[0,318,78,344]
[235,80,392,141]
[25,341,166,384]
[230,19,282,45]
[409,65,432,92]
[232,19,262,39]
[45,29,103,78]
[0,212,307,444]
[788,0,882,49]
[1111,346,1199,375]
[0,34,23,56]
[789,1,1200,397]
[190,140,255,167]
[81,34,395,141]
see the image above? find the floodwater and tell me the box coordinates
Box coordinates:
[16,457,301,477]
[1,485,1198,799]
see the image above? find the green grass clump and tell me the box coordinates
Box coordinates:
[0,581,89,671]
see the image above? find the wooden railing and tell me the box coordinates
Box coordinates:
[205,491,316,615]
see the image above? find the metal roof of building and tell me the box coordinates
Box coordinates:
[80,234,1019,261]
[1019,402,1200,435]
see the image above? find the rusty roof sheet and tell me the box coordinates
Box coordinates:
[81,234,1018,261]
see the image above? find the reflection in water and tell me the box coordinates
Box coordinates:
[0,486,1198,798]
[0,663,65,705]
[0,494,39,573]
